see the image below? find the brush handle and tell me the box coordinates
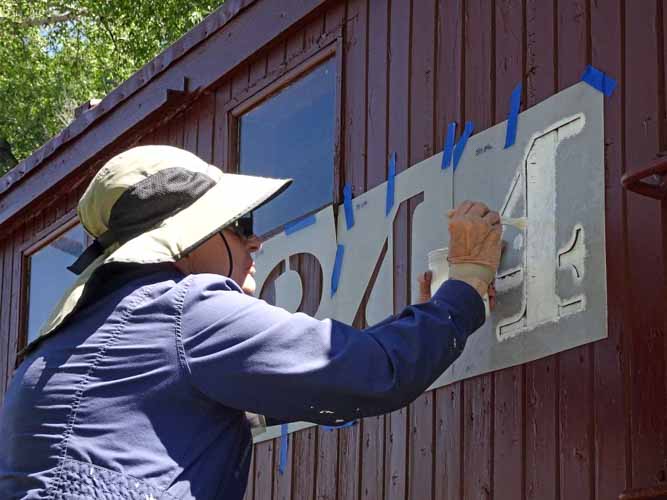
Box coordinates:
[500,216,527,230]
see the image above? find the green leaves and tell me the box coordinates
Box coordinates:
[0,0,221,175]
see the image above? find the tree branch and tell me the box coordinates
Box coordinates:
[1,10,86,28]
[98,16,119,53]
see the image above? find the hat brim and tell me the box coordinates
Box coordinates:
[107,170,291,265]
[29,167,291,349]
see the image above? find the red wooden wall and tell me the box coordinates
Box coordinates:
[1,0,666,498]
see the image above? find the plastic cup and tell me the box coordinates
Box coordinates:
[427,246,490,317]
[427,247,450,297]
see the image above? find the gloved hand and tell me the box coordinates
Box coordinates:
[416,271,433,304]
[447,201,502,298]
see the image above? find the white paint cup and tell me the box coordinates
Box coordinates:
[427,247,450,298]
[427,246,490,317]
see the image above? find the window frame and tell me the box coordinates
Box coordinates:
[224,38,344,443]
[17,209,89,354]
[226,38,343,239]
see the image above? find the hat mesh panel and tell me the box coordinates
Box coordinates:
[107,167,216,244]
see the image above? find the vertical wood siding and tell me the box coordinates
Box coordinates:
[492,2,524,500]
[1,0,666,498]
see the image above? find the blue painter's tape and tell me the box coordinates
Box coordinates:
[452,121,474,170]
[343,184,355,229]
[504,83,522,149]
[385,152,396,215]
[441,122,457,169]
[603,74,618,96]
[279,423,289,475]
[331,244,345,296]
[581,64,617,97]
[284,214,317,235]
[321,420,357,432]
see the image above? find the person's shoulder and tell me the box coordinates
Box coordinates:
[178,273,250,317]
[184,273,245,294]
[120,266,241,298]
[177,274,257,336]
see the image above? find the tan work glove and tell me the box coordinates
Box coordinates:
[447,201,502,298]
[245,412,267,437]
[416,270,433,303]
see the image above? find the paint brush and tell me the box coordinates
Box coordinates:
[500,216,527,230]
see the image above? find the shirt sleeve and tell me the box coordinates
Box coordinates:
[177,274,485,425]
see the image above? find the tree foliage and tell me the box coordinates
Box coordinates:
[0,0,222,175]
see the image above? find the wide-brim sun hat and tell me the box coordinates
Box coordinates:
[28,145,291,352]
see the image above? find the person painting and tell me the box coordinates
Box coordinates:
[0,145,502,499]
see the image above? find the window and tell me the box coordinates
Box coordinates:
[231,50,340,443]
[237,56,337,236]
[25,224,87,345]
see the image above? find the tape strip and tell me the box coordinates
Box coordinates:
[331,244,345,296]
[284,214,317,235]
[279,423,289,475]
[452,121,474,170]
[343,184,355,229]
[385,152,396,215]
[504,83,522,149]
[581,64,617,97]
[321,420,357,432]
[441,122,457,169]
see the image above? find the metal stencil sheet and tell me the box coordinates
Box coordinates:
[433,81,606,387]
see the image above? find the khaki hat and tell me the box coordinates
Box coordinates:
[28,145,291,351]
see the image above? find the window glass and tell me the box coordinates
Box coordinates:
[239,57,336,236]
[26,224,86,344]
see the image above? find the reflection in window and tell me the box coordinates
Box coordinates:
[26,224,86,344]
[239,57,336,236]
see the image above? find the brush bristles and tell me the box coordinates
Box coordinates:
[500,216,528,230]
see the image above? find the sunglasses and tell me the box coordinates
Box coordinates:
[224,214,254,239]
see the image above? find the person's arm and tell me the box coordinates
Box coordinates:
[258,307,404,428]
[177,274,484,426]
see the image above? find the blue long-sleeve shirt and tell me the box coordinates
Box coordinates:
[0,264,484,499]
